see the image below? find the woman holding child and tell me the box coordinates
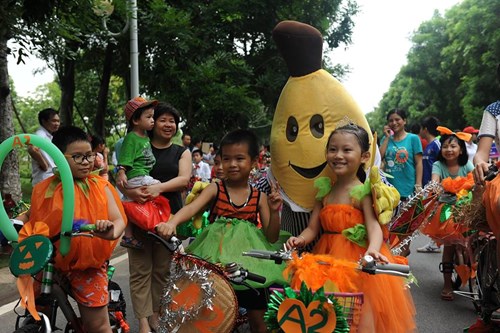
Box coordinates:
[120,101,192,333]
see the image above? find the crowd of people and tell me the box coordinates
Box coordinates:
[5,93,500,333]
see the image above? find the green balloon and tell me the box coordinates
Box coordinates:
[0,134,75,256]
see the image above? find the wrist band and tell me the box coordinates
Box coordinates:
[299,235,306,243]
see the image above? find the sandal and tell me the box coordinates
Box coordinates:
[440,290,454,301]
[120,236,144,249]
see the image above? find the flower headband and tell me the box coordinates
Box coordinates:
[436,126,472,142]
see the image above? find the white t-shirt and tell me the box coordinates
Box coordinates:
[192,161,211,182]
[465,141,477,163]
[31,127,56,185]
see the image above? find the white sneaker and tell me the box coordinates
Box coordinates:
[417,242,441,253]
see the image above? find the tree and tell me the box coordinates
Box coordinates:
[369,0,500,133]
[0,0,59,200]
[138,0,359,141]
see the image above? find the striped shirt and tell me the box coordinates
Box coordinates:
[208,181,260,225]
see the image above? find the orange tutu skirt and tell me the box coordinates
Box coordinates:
[289,204,416,333]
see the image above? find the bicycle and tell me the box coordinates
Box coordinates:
[148,233,267,333]
[9,223,129,333]
[460,164,500,331]
[243,248,411,331]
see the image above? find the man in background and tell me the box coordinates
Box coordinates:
[28,108,60,185]
[463,126,479,162]
[182,133,192,150]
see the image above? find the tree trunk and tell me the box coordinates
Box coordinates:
[0,32,22,201]
[59,55,75,126]
[94,43,114,138]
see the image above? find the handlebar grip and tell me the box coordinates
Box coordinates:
[245,271,267,284]
[376,262,410,274]
[79,224,97,232]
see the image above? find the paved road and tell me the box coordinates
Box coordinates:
[0,235,478,332]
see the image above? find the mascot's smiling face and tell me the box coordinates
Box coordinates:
[270,70,373,210]
[270,20,374,211]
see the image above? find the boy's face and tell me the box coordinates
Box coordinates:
[193,152,202,163]
[213,155,225,180]
[221,143,256,183]
[133,108,155,132]
[64,141,95,179]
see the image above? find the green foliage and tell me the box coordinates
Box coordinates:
[369,0,500,134]
[138,0,358,141]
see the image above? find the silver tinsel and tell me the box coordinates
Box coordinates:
[390,181,442,255]
[158,256,216,333]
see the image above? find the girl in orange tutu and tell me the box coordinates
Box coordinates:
[286,124,416,333]
[422,126,473,301]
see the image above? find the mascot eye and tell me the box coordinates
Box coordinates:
[310,114,324,138]
[286,116,299,142]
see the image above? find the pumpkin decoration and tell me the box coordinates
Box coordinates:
[9,234,53,277]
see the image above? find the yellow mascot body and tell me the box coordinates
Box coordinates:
[270,21,376,213]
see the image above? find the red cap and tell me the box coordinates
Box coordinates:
[124,96,158,121]
[462,126,479,134]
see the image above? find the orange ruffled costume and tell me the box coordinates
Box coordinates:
[289,204,416,333]
[422,173,474,246]
[22,174,127,271]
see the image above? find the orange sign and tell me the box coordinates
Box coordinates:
[277,299,337,333]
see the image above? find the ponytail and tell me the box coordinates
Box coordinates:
[356,164,366,183]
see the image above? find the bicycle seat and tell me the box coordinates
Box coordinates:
[9,234,53,277]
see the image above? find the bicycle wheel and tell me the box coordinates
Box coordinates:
[13,315,46,333]
[476,236,500,321]
[12,324,45,333]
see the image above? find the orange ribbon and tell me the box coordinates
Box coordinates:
[16,221,50,321]
[436,126,472,142]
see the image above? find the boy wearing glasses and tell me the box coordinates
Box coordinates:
[116,96,161,249]
[17,126,127,333]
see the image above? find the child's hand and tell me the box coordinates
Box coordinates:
[156,221,176,239]
[286,236,305,250]
[94,219,115,240]
[143,183,163,199]
[268,180,282,212]
[365,249,389,264]
[116,171,128,188]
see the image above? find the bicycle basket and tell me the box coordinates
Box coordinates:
[331,292,364,326]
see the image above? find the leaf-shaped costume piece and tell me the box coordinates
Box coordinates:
[314,177,332,201]
[316,167,399,226]
[369,166,400,225]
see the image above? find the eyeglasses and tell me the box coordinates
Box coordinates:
[64,153,97,164]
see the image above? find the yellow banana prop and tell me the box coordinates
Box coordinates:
[185,181,210,229]
[370,166,400,225]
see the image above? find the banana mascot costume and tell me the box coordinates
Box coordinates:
[269,21,380,241]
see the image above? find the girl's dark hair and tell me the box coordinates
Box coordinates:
[437,134,469,166]
[219,129,259,159]
[89,134,105,150]
[52,126,89,153]
[150,102,181,137]
[327,124,370,182]
[386,108,407,121]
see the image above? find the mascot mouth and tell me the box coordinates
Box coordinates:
[289,161,327,179]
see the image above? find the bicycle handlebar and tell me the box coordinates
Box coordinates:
[484,163,499,181]
[147,231,183,253]
[224,262,267,285]
[359,255,410,278]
